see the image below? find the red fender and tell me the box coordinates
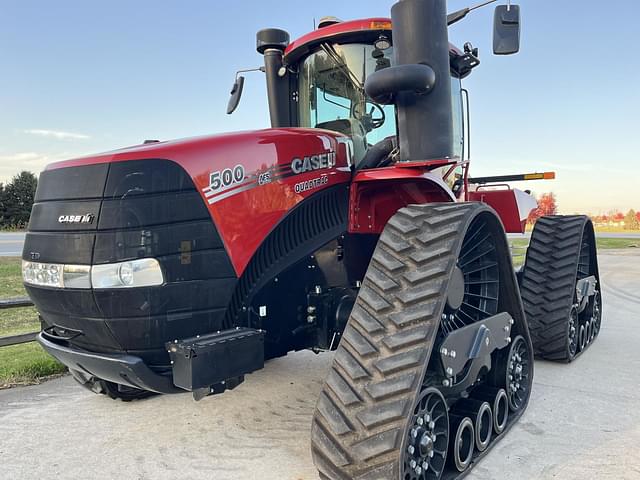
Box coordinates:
[349,167,456,234]
[469,186,538,234]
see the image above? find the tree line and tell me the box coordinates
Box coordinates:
[0,171,38,229]
[527,192,640,230]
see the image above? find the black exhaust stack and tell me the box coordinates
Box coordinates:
[366,0,453,162]
[257,28,292,128]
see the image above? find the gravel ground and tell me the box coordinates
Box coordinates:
[1,251,638,480]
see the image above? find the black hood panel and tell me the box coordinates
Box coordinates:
[23,232,95,264]
[35,163,108,202]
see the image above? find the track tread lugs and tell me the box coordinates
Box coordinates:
[311,203,485,479]
[520,215,594,361]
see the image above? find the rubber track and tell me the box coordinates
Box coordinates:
[310,203,487,480]
[520,215,591,361]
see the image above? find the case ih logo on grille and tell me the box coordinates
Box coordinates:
[58,213,95,224]
[291,151,336,174]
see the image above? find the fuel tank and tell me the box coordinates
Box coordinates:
[24,128,352,366]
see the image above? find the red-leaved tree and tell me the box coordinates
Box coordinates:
[527,192,558,224]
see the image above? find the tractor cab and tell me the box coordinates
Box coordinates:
[288,19,470,167]
[295,39,397,164]
[231,18,475,170]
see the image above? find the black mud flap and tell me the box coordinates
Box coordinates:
[168,327,265,400]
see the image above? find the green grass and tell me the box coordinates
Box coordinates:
[0,256,66,388]
[510,237,640,251]
[0,343,66,388]
[509,236,639,269]
[0,306,39,337]
[596,237,640,249]
[0,257,39,337]
[0,256,28,298]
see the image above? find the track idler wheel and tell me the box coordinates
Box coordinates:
[506,336,531,412]
[472,387,509,434]
[452,399,492,452]
[448,415,475,472]
[403,387,449,479]
[568,306,579,359]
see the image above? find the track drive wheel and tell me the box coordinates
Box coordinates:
[520,216,601,362]
[310,203,529,480]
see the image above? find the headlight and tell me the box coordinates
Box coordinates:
[91,259,164,289]
[23,259,163,289]
[22,261,64,288]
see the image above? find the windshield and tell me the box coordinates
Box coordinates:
[298,43,396,158]
[298,42,464,165]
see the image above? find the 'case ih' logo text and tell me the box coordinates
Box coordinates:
[291,151,336,174]
[58,214,95,224]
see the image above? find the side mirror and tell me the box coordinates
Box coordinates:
[226,76,245,115]
[493,5,520,55]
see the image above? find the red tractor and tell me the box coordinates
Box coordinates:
[23,0,601,478]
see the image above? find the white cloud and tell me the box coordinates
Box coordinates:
[0,152,44,163]
[23,129,90,140]
[0,152,68,183]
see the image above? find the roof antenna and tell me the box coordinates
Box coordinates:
[313,17,316,30]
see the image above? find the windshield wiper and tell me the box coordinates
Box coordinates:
[320,43,364,94]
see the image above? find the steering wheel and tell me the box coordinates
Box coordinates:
[352,100,386,131]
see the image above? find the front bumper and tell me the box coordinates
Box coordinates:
[38,333,182,394]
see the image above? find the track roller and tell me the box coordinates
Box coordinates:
[579,325,586,351]
[520,215,602,362]
[472,387,509,434]
[452,399,492,452]
[591,290,602,337]
[448,415,475,472]
[568,306,579,358]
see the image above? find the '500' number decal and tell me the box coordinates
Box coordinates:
[209,165,245,191]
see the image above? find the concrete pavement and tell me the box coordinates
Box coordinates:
[0,251,639,479]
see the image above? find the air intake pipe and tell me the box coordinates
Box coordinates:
[257,28,292,128]
[365,0,453,162]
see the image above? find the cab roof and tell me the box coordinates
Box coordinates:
[284,17,462,64]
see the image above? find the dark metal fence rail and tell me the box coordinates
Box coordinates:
[0,297,39,348]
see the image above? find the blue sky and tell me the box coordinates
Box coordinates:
[1,0,637,214]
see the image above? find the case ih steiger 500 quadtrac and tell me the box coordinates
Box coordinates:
[23,0,602,478]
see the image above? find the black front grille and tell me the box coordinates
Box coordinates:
[25,159,237,365]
